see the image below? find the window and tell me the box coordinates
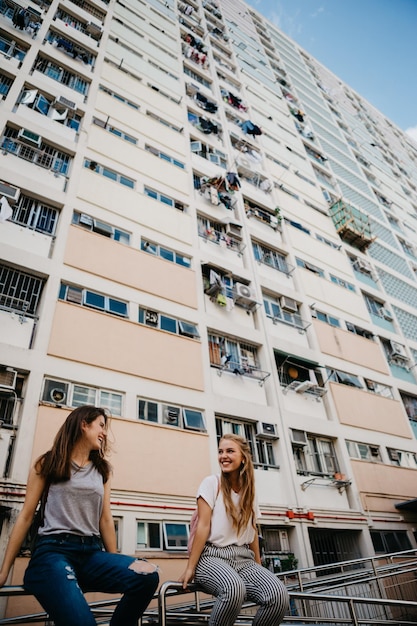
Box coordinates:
[33,56,89,95]
[98,84,139,109]
[9,194,59,236]
[286,219,310,235]
[2,127,71,174]
[144,187,185,212]
[329,275,356,292]
[73,212,130,245]
[145,144,185,169]
[315,234,341,250]
[136,521,188,551]
[363,294,387,318]
[387,448,417,468]
[138,398,206,432]
[190,139,227,168]
[345,322,373,340]
[141,239,191,268]
[138,308,199,338]
[252,243,289,274]
[146,110,182,132]
[83,160,135,188]
[19,88,82,130]
[216,417,278,470]
[106,124,137,144]
[197,216,242,253]
[137,521,162,550]
[59,283,128,318]
[263,295,305,331]
[315,311,340,327]
[293,435,338,476]
[164,523,188,550]
[346,441,381,462]
[208,334,259,375]
[295,258,325,277]
[364,379,393,399]
[371,530,412,554]
[328,369,363,388]
[41,378,123,415]
[275,353,324,391]
[0,264,45,316]
[400,393,417,420]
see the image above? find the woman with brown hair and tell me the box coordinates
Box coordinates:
[179,433,288,626]
[0,405,159,626]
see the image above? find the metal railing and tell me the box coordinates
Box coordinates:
[1,550,417,625]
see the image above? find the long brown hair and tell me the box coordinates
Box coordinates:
[35,406,112,483]
[219,433,256,534]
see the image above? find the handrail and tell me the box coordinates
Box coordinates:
[158,581,417,626]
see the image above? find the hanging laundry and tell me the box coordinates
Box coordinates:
[226,172,241,191]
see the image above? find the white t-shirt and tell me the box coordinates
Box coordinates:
[197,474,259,547]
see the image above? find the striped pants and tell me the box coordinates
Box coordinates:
[194,544,289,626]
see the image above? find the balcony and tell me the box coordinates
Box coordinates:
[32,55,90,96]
[0,31,28,67]
[1,128,71,176]
[245,201,281,231]
[54,8,103,42]
[329,200,375,251]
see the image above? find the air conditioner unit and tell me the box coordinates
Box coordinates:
[233,282,256,307]
[225,222,242,239]
[380,307,393,321]
[17,128,42,147]
[388,449,400,461]
[163,406,180,425]
[53,95,77,111]
[256,422,279,440]
[0,181,20,203]
[0,368,17,390]
[280,296,298,313]
[355,259,372,273]
[291,429,307,446]
[42,379,69,405]
[322,189,332,203]
[293,380,315,393]
[390,341,408,360]
[208,154,221,165]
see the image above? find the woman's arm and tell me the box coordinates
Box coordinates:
[249,533,262,565]
[99,479,117,553]
[0,467,46,587]
[178,497,212,589]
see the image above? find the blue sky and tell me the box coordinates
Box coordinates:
[245,0,417,142]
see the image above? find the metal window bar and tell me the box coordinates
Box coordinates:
[0,266,44,315]
[1,130,71,175]
[0,71,13,96]
[33,57,89,95]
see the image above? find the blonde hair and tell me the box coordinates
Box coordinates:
[219,433,256,535]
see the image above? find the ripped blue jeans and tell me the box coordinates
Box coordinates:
[24,534,159,626]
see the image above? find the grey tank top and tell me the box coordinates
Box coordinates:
[39,462,104,537]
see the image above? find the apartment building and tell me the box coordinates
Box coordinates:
[1,0,417,612]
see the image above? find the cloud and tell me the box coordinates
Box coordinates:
[311,6,325,18]
[405,125,417,144]
[268,4,303,39]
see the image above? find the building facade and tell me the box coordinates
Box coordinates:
[1,0,417,612]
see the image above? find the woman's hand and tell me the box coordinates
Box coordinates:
[178,565,195,589]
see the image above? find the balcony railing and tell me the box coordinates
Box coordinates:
[33,56,90,95]
[1,133,71,175]
[215,359,271,386]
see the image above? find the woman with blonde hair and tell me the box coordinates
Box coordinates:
[179,433,288,626]
[0,405,159,626]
